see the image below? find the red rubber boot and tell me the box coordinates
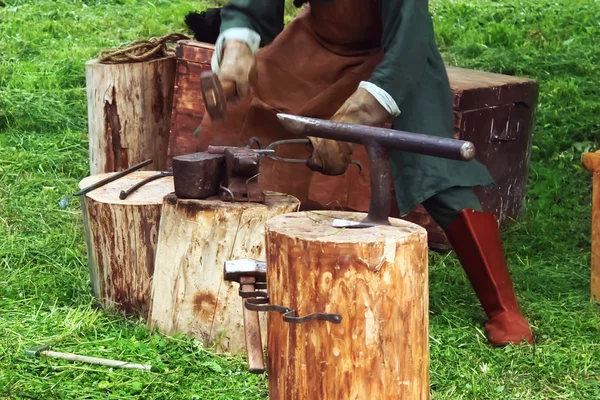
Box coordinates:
[444,209,533,346]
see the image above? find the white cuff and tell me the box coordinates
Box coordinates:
[358,81,401,117]
[211,28,261,73]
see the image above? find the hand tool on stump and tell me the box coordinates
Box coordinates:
[223,259,268,374]
[59,159,153,209]
[276,113,476,227]
[119,171,173,200]
[207,146,266,203]
[200,71,238,121]
[25,344,152,371]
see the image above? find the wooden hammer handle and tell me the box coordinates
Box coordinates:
[240,277,265,374]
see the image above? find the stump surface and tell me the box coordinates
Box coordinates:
[265,211,429,400]
[79,171,174,318]
[148,193,300,354]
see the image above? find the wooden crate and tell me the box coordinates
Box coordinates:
[401,67,539,248]
[167,40,539,248]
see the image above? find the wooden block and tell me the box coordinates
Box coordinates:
[264,211,429,399]
[592,172,600,302]
[79,171,174,318]
[582,151,600,302]
[85,57,176,174]
[147,193,300,354]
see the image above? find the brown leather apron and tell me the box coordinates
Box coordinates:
[196,0,383,211]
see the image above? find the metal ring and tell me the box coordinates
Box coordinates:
[219,186,236,201]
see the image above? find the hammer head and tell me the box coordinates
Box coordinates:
[25,344,49,357]
[224,259,267,283]
[200,71,228,121]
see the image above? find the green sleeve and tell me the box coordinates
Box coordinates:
[368,0,432,106]
[220,0,286,47]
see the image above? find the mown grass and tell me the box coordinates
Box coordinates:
[1,0,599,399]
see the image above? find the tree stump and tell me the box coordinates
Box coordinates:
[79,171,174,318]
[85,57,176,175]
[582,151,600,301]
[264,211,429,400]
[148,193,300,354]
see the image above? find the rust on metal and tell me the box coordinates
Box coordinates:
[276,113,476,226]
[172,152,225,199]
[220,147,265,203]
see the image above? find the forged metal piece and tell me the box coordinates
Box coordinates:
[276,113,476,226]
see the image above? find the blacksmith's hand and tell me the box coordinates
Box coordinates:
[307,88,390,176]
[218,40,255,98]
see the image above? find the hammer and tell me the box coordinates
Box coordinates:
[25,344,152,371]
[223,259,267,374]
[200,71,238,121]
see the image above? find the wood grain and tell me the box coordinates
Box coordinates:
[148,193,300,354]
[79,171,174,318]
[591,172,600,302]
[85,57,176,174]
[264,211,430,400]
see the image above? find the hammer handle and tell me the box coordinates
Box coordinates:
[240,277,265,374]
[39,350,151,371]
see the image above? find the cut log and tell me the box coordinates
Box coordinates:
[264,211,429,400]
[583,151,600,301]
[79,171,174,318]
[85,57,176,175]
[148,193,300,354]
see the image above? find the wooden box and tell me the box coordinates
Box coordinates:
[401,67,539,247]
[167,40,539,248]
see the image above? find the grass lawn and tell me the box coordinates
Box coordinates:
[1,0,599,399]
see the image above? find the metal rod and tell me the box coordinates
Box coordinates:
[59,159,153,209]
[363,142,391,225]
[119,171,173,200]
[276,113,475,162]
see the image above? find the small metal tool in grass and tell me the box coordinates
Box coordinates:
[58,159,153,210]
[25,344,152,371]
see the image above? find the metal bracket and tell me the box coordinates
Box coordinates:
[245,296,342,325]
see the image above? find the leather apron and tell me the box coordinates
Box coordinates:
[195,0,384,212]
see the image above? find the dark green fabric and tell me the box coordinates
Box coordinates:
[387,40,494,215]
[422,186,483,230]
[367,0,431,106]
[218,0,496,215]
[219,0,285,47]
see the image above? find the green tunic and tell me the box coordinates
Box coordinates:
[217,0,494,216]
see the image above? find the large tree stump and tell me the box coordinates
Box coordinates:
[79,171,174,318]
[148,193,300,354]
[264,211,429,400]
[582,151,600,301]
[85,57,176,175]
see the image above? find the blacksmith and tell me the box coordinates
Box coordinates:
[194,0,533,346]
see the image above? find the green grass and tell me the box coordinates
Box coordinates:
[1,0,599,398]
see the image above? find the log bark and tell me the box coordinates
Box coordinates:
[148,193,300,354]
[583,151,600,301]
[264,211,429,400]
[79,171,174,318]
[85,57,176,175]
